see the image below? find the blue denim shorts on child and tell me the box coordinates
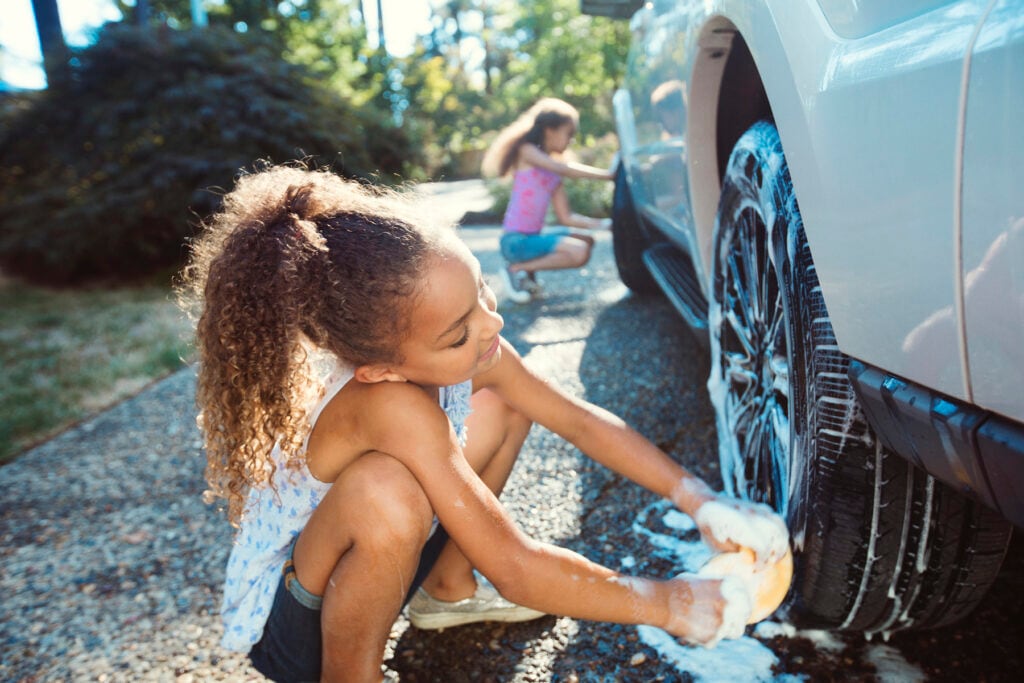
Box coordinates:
[500,227,570,264]
[248,525,451,682]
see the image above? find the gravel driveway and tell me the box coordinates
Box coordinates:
[2,194,1021,681]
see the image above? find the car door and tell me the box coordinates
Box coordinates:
[618,1,698,254]
[959,2,1024,424]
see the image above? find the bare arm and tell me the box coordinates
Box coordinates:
[356,381,730,641]
[520,143,613,181]
[551,185,612,231]
[476,339,790,564]
[475,339,714,515]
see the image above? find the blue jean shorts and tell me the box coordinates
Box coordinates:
[500,227,570,264]
[249,525,450,682]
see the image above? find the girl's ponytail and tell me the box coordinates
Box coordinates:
[191,184,327,523]
[179,165,444,525]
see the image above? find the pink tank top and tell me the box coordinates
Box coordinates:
[502,165,562,235]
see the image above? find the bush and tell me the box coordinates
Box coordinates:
[0,24,414,285]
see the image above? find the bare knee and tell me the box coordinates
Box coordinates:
[475,388,531,426]
[496,397,532,445]
[571,244,592,267]
[337,454,434,550]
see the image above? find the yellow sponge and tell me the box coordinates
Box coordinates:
[699,547,793,623]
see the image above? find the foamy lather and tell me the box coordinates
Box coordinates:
[664,573,751,649]
[710,576,752,646]
[694,499,789,563]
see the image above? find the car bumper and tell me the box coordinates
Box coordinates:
[849,360,1024,529]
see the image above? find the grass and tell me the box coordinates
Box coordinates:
[0,276,195,464]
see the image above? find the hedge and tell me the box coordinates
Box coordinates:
[0,24,413,285]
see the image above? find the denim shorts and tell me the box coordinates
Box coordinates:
[249,525,450,682]
[500,227,570,264]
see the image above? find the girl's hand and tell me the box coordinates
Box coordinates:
[664,574,751,648]
[693,495,790,567]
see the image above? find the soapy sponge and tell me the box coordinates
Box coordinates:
[698,547,793,623]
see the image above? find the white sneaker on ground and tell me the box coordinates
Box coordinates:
[524,271,543,295]
[499,264,532,303]
[406,575,546,630]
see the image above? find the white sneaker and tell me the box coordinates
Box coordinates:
[524,271,543,295]
[499,264,532,303]
[406,576,546,630]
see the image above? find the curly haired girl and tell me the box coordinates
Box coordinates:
[178,163,789,682]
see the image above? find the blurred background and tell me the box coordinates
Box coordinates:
[0,0,629,462]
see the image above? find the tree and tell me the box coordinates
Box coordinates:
[375,0,386,52]
[31,0,68,84]
[498,0,630,139]
[400,0,628,174]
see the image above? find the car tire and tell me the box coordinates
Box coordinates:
[708,120,1012,633]
[611,164,660,295]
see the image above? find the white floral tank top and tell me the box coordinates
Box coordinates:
[219,367,473,651]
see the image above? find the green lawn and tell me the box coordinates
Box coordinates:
[0,277,195,463]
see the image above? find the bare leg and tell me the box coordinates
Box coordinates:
[418,388,532,601]
[509,235,592,274]
[293,452,435,682]
[569,231,596,247]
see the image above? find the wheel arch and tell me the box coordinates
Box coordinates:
[689,6,818,291]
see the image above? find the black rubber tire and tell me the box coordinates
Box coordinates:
[611,164,660,295]
[709,120,1012,633]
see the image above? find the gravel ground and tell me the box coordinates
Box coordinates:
[2,206,1021,682]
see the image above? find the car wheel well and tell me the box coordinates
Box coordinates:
[716,34,773,186]
[690,23,774,271]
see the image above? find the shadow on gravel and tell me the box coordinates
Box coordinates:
[543,292,719,681]
[388,617,559,682]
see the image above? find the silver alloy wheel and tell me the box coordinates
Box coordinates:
[708,167,791,514]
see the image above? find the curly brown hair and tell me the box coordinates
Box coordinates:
[177,163,451,525]
[481,97,580,178]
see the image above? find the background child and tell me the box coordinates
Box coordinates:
[482,97,614,303]
[179,163,789,682]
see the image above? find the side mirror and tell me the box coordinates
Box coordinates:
[579,0,644,20]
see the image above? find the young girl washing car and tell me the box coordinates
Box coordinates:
[482,97,614,302]
[178,163,789,682]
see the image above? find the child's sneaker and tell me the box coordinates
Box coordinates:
[499,264,532,303]
[524,271,543,295]
[406,576,546,630]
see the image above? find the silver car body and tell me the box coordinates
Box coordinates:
[615,0,1023,422]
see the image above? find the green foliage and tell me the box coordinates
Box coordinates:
[0,23,410,285]
[113,0,379,102]
[498,0,632,140]
[399,0,630,178]
[400,49,495,178]
[0,1,633,282]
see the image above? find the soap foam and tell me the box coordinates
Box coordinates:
[710,575,752,646]
[694,499,789,563]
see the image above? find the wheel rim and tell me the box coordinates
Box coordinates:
[716,200,791,512]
